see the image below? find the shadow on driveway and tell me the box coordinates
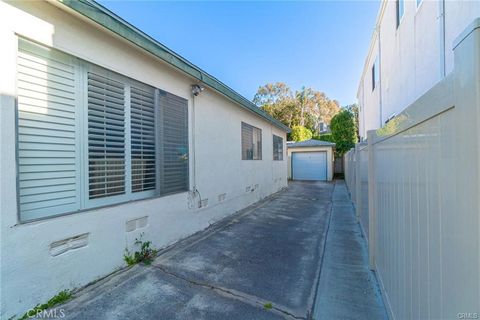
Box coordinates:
[58,181,385,319]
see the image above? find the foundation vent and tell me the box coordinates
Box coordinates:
[218,193,227,202]
[50,233,89,257]
[198,198,209,208]
[126,216,149,232]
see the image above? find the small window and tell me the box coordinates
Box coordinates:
[416,0,422,7]
[396,0,405,28]
[372,57,379,91]
[273,135,283,161]
[241,122,262,160]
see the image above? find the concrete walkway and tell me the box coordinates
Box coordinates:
[57,181,387,319]
[312,180,388,320]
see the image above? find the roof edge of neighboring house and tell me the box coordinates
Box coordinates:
[55,0,291,133]
[356,1,387,99]
[286,139,336,148]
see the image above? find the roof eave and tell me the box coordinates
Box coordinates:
[55,0,291,133]
[287,143,336,148]
[357,1,387,99]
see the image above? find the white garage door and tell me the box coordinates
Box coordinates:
[292,152,327,181]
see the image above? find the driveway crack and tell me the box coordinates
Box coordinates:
[152,264,306,320]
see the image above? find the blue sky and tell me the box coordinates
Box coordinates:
[98,1,380,106]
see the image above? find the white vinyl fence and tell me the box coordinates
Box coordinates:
[345,20,480,320]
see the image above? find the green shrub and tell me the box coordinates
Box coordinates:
[19,290,73,320]
[330,110,358,156]
[124,233,158,266]
[313,133,334,143]
[290,125,312,142]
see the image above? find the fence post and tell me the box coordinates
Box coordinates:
[449,19,480,315]
[367,130,377,270]
[354,144,361,221]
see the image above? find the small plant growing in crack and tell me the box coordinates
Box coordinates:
[263,302,273,310]
[124,233,158,266]
[18,289,73,320]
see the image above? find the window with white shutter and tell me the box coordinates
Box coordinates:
[158,90,189,195]
[131,86,156,193]
[87,72,126,200]
[16,38,189,221]
[16,39,80,221]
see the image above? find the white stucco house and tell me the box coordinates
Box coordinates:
[0,0,290,317]
[357,0,480,140]
[287,140,335,181]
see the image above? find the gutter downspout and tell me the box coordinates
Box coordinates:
[189,91,199,211]
[189,82,205,210]
[376,26,384,127]
[439,0,446,78]
[191,93,197,193]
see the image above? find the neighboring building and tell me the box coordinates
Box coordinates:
[0,0,290,318]
[357,0,480,139]
[318,121,330,134]
[287,140,335,181]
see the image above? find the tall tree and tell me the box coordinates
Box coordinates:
[253,82,340,133]
[345,103,359,140]
[330,109,358,156]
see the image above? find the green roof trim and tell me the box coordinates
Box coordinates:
[57,0,290,132]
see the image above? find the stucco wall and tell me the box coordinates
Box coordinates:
[0,1,288,318]
[286,146,334,181]
[357,1,480,139]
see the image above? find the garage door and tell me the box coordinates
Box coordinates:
[292,152,327,181]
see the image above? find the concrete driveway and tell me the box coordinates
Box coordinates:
[58,181,386,319]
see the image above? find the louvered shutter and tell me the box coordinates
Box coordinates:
[130,86,156,193]
[241,122,262,160]
[241,122,253,160]
[253,126,262,160]
[17,39,80,221]
[87,72,126,199]
[158,91,189,195]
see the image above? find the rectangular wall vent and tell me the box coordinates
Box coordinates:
[218,193,226,202]
[125,216,149,232]
[198,198,208,208]
[50,233,89,256]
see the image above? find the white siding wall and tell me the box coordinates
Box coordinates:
[357,0,480,139]
[359,37,381,140]
[346,23,480,319]
[0,1,288,318]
